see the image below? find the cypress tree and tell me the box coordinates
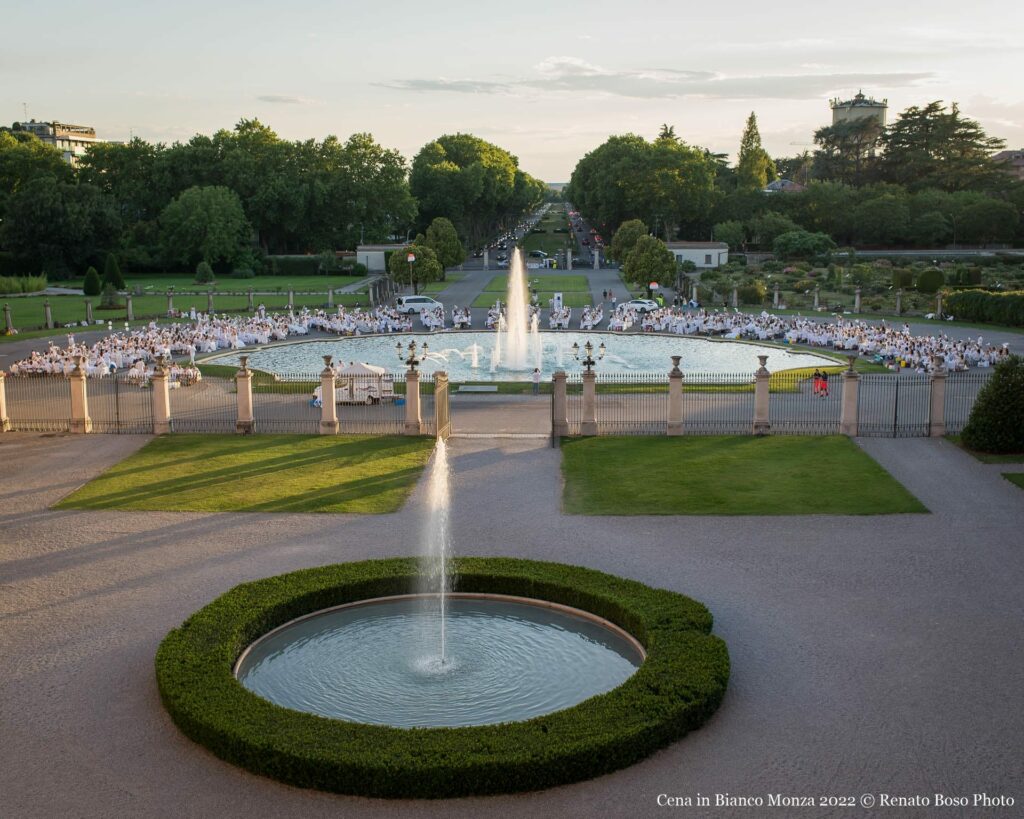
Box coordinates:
[102,253,126,290]
[82,266,102,296]
[737,112,778,191]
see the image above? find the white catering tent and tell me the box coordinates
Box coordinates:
[313,361,395,405]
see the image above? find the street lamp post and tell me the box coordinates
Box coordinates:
[407,252,416,295]
[396,339,430,371]
[571,340,606,373]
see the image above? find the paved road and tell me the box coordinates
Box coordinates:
[1,433,1022,818]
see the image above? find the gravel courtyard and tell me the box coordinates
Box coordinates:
[2,432,1022,818]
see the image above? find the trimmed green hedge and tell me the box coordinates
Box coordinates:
[944,289,1024,326]
[156,557,729,798]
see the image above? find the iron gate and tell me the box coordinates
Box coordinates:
[769,370,841,434]
[683,372,756,435]
[857,372,931,437]
[5,375,72,432]
[89,374,154,433]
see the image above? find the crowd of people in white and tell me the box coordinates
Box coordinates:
[6,303,1010,379]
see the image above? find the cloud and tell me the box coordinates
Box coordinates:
[256,94,318,105]
[381,57,934,101]
[376,78,513,94]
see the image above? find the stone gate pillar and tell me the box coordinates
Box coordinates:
[247,289,255,312]
[668,356,684,436]
[166,289,174,314]
[0,371,10,432]
[813,287,820,310]
[580,370,597,435]
[85,300,94,324]
[773,283,780,308]
[404,369,422,435]
[3,303,13,335]
[207,289,215,314]
[235,355,254,434]
[44,300,53,329]
[753,355,771,435]
[854,287,862,313]
[69,356,92,433]
[151,356,172,435]
[320,355,339,435]
[895,289,903,316]
[126,294,134,322]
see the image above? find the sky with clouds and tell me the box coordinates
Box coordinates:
[4,0,1021,181]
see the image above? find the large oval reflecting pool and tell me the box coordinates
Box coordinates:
[235,594,644,728]
[207,331,837,380]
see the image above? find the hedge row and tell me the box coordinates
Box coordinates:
[944,289,1024,326]
[156,557,729,798]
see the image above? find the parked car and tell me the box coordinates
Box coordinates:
[529,250,548,258]
[622,298,660,314]
[395,295,444,315]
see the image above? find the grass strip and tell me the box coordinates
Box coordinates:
[561,435,927,515]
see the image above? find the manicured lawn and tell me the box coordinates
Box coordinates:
[61,273,364,292]
[946,435,1024,463]
[56,434,435,514]
[472,291,592,309]
[483,274,589,292]
[1003,473,1024,490]
[560,436,927,515]
[2,292,368,331]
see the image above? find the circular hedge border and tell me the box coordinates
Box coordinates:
[155,557,729,798]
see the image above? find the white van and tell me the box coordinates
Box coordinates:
[395,295,444,315]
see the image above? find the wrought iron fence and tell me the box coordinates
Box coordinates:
[5,374,71,432]
[89,374,154,434]
[768,370,841,435]
[944,370,992,434]
[594,372,669,435]
[682,372,756,435]
[169,375,237,433]
[252,372,320,434]
[857,372,931,437]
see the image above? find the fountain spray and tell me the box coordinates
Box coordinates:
[422,438,452,665]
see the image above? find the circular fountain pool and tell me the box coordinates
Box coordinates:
[235,593,643,728]
[205,331,838,380]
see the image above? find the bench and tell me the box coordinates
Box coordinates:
[458,385,499,393]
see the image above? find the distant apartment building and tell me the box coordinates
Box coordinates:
[13,120,100,165]
[830,91,887,128]
[992,150,1024,181]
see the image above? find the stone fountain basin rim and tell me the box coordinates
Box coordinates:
[232,591,647,679]
[196,328,845,370]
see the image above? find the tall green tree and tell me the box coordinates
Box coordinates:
[0,130,73,220]
[388,243,443,295]
[423,217,466,276]
[622,235,676,287]
[609,219,649,263]
[878,102,1006,191]
[0,176,120,275]
[736,113,777,191]
[812,118,882,186]
[159,185,251,271]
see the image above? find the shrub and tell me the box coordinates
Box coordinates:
[916,268,945,294]
[100,282,120,308]
[961,356,1024,453]
[351,262,368,277]
[0,274,48,295]
[944,290,1024,327]
[268,255,321,276]
[760,260,784,274]
[102,253,126,290]
[83,267,102,296]
[194,261,215,284]
[737,280,767,305]
[773,230,835,261]
[892,269,914,289]
[231,268,255,279]
[156,557,729,799]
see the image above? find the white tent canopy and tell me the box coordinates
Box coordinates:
[335,361,388,376]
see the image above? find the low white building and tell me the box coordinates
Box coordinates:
[666,241,729,269]
[355,244,405,273]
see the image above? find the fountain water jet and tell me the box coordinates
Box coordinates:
[420,438,452,665]
[500,249,530,369]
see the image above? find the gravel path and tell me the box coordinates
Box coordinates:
[1,432,1022,818]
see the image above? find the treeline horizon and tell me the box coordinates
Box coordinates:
[0,121,548,279]
[566,101,1023,253]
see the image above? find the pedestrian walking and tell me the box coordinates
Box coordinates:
[532,368,541,396]
[820,370,829,398]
